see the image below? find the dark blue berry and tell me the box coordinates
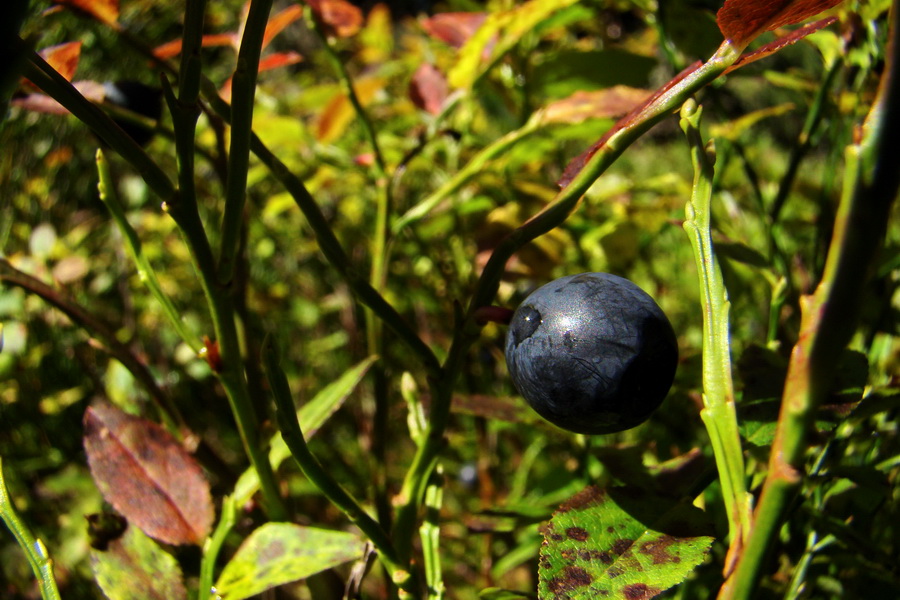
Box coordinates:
[505,273,677,434]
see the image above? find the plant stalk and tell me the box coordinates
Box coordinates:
[679,99,752,565]
[720,4,900,597]
[0,458,62,600]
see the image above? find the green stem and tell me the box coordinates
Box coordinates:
[191,62,442,378]
[218,0,274,285]
[720,4,900,597]
[0,458,62,600]
[679,100,752,556]
[261,337,416,596]
[164,173,287,521]
[420,467,446,600]
[198,495,237,600]
[246,136,442,379]
[162,0,287,521]
[96,149,202,353]
[392,113,543,233]
[305,11,395,522]
[305,5,387,180]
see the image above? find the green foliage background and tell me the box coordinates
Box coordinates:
[1,0,898,598]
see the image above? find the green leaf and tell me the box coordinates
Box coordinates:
[449,0,579,90]
[213,524,367,600]
[232,356,377,506]
[538,486,714,600]
[90,525,186,600]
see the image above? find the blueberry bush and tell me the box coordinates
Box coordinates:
[1,0,898,599]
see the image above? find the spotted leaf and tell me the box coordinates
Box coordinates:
[538,486,714,599]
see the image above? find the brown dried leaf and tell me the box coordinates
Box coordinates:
[306,0,363,38]
[717,0,845,48]
[543,86,653,125]
[83,404,214,546]
[409,63,448,115]
[55,0,119,24]
[421,12,487,48]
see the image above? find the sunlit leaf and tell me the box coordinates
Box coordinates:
[263,4,303,49]
[90,524,187,600]
[214,524,367,599]
[314,77,385,143]
[153,34,238,60]
[543,87,652,125]
[449,0,578,90]
[716,0,845,49]
[306,0,363,38]
[39,42,82,82]
[259,51,304,72]
[83,404,214,546]
[539,486,714,599]
[421,12,487,48]
[409,63,448,116]
[55,0,119,25]
[359,4,394,63]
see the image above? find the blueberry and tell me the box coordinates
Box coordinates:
[504,273,677,435]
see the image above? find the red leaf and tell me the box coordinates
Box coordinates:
[54,0,119,24]
[306,0,363,38]
[263,4,304,49]
[258,51,304,72]
[153,33,238,60]
[725,16,838,73]
[39,42,82,82]
[717,0,846,48]
[421,12,487,48]
[409,63,449,115]
[83,404,214,546]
